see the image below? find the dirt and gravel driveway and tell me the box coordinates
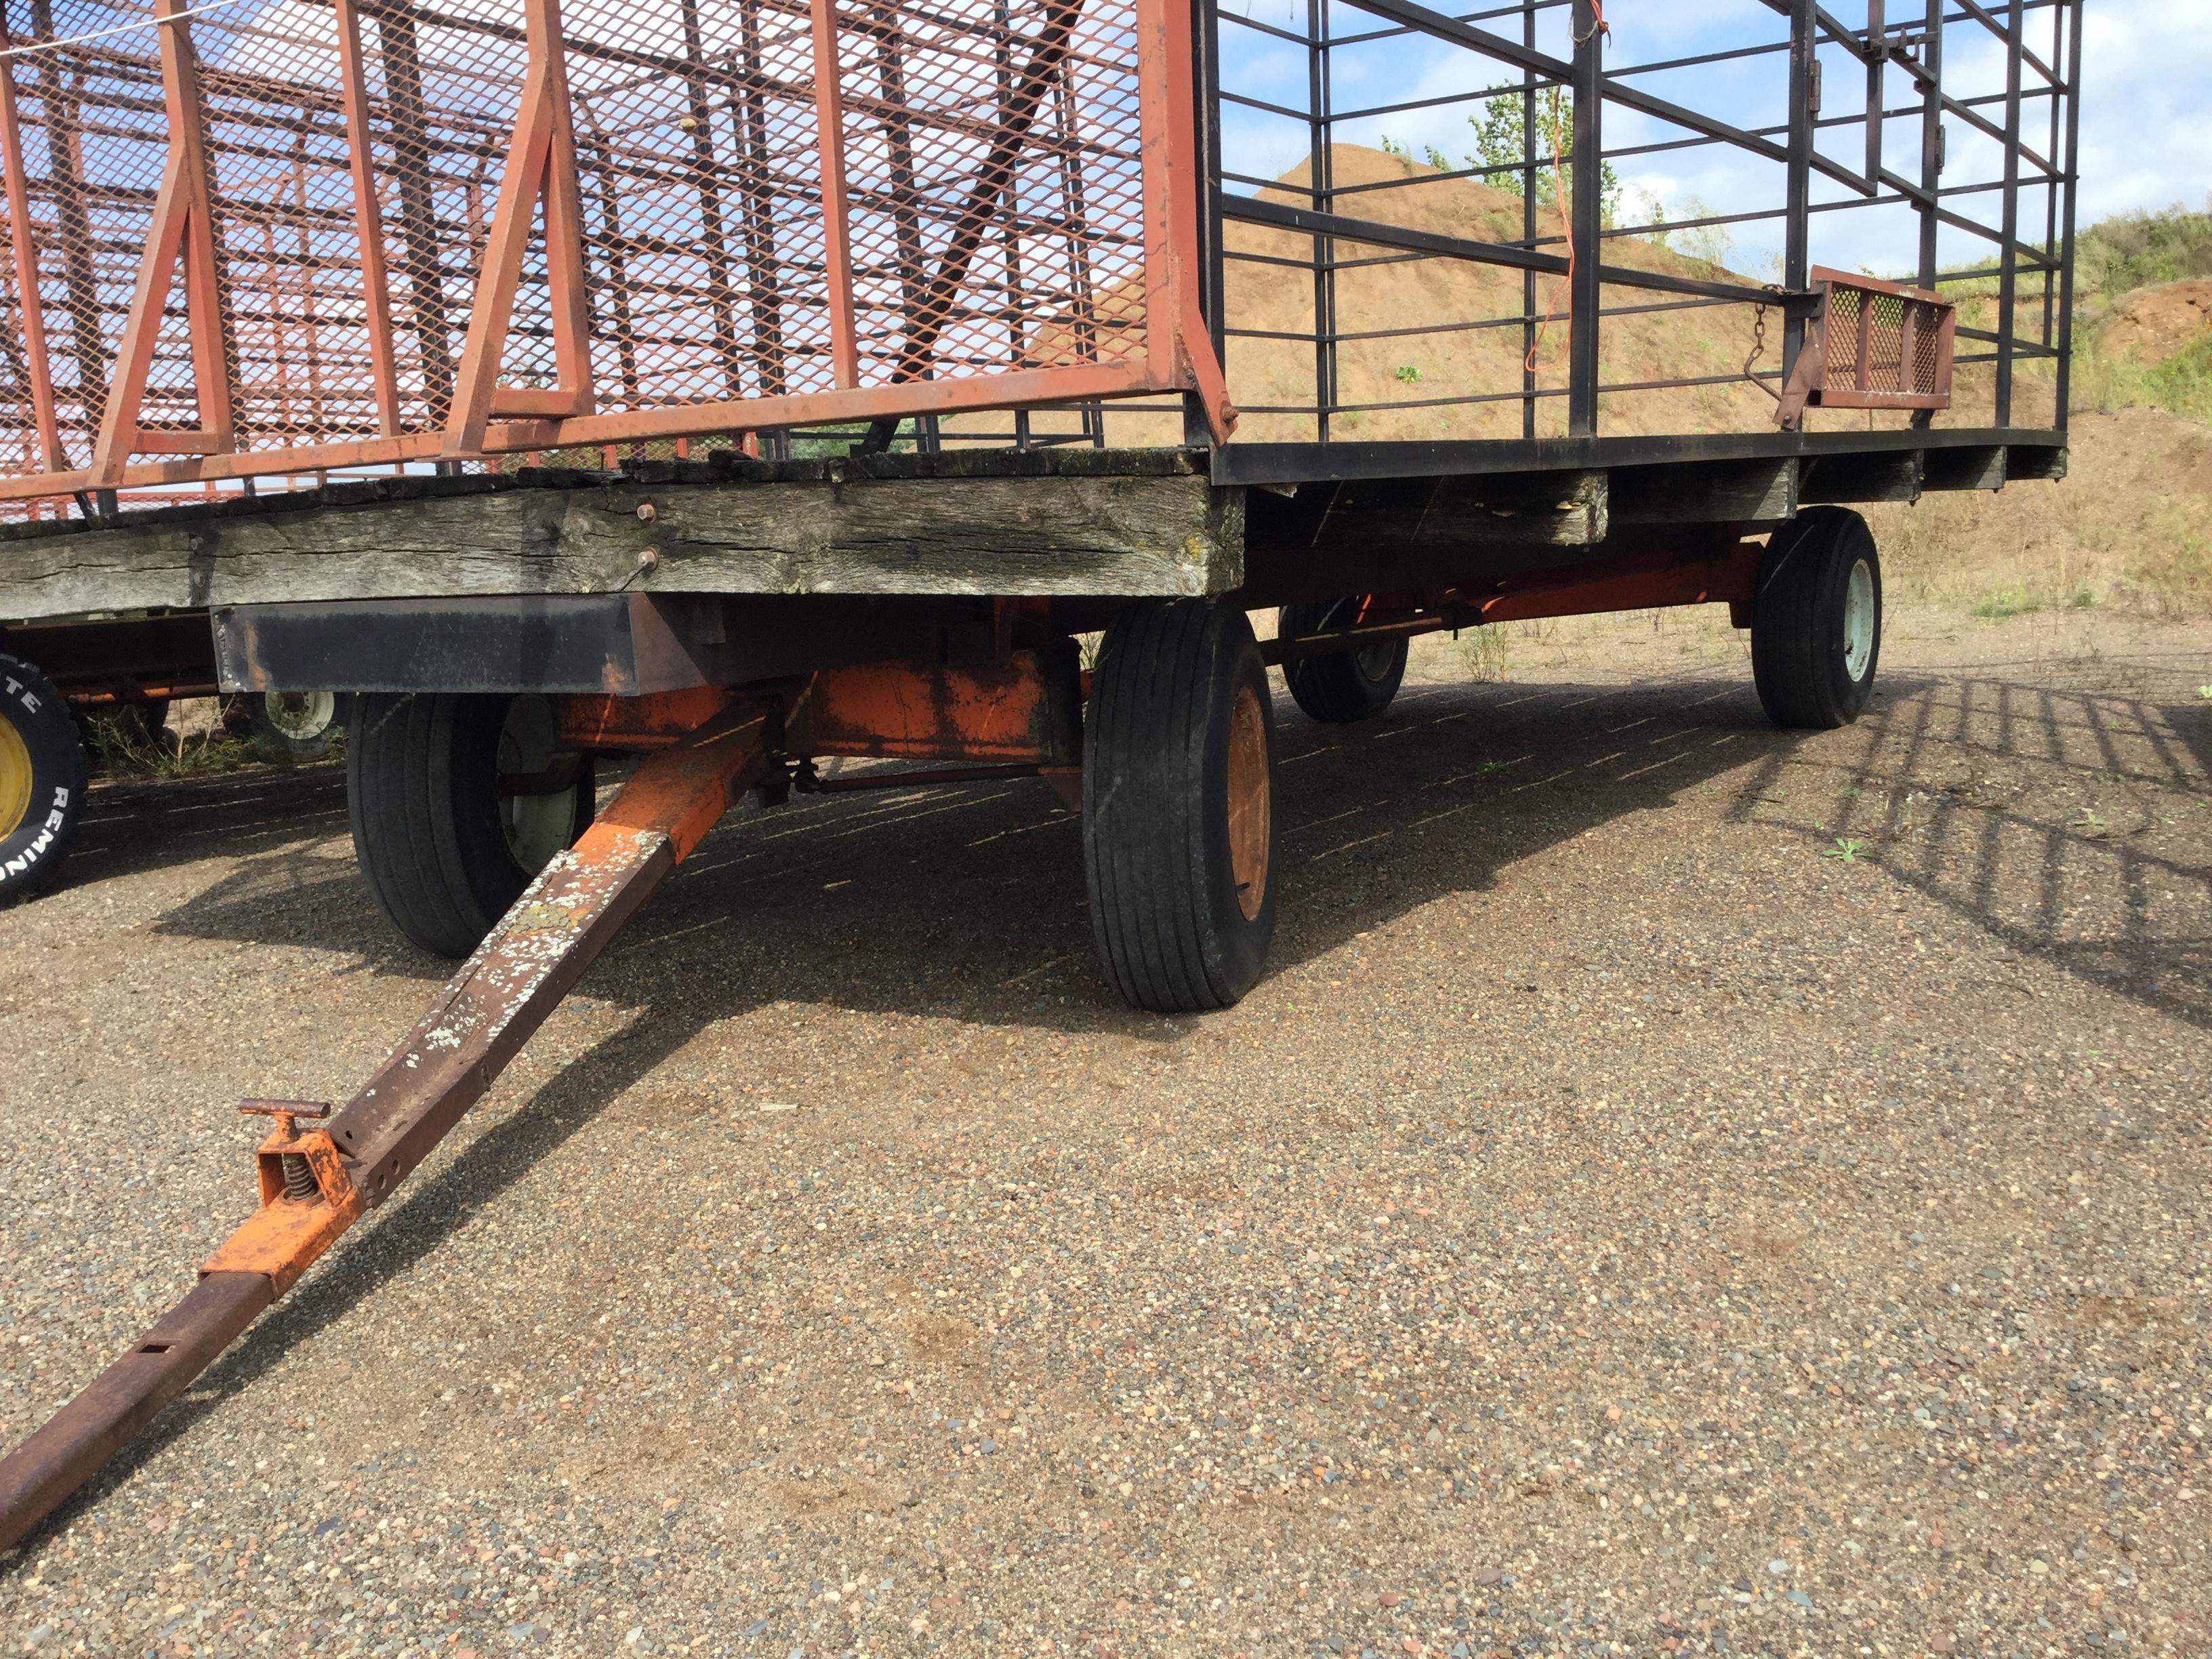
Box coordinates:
[2,605,2208,1657]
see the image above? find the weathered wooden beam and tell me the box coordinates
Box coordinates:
[1609,458,1797,526]
[1799,450,1922,505]
[0,470,1245,622]
[1237,470,1610,605]
[1249,470,1607,558]
[1920,445,2006,493]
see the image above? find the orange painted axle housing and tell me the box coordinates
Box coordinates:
[554,647,1083,771]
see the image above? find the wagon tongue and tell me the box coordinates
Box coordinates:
[0,708,773,1553]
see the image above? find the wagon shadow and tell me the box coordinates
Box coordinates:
[146,664,1826,1025]
[1721,671,2212,1031]
[43,664,1802,1542]
[62,762,351,886]
[51,655,2206,1549]
[140,655,2207,1043]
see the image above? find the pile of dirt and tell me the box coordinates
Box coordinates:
[2094,277,2212,364]
[1213,145,1785,444]
[1011,144,2020,446]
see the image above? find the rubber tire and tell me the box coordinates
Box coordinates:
[1277,598,1409,724]
[1751,506,1883,730]
[0,654,87,906]
[346,692,592,957]
[1083,600,1278,1012]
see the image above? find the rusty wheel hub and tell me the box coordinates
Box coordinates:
[1226,683,1270,921]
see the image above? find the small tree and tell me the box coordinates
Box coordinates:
[1466,89,1620,225]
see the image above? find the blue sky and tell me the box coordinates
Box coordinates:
[1214,0,2211,281]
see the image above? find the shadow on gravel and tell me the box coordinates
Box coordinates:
[65,763,350,884]
[1730,672,2212,1031]
[45,667,1799,1537]
[148,666,1803,1031]
[139,662,2207,1044]
[46,659,2205,1546]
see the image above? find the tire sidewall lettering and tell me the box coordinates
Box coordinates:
[0,653,87,901]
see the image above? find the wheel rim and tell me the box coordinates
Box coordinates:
[265,689,336,742]
[1225,683,1270,922]
[1842,556,1876,681]
[496,695,576,873]
[1353,638,1398,684]
[0,714,30,840]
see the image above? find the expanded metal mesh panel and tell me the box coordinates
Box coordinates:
[0,0,1160,497]
[1816,277,1950,407]
[0,2,171,467]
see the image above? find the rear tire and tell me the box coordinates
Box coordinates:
[0,654,85,906]
[1751,506,1882,730]
[347,692,592,957]
[1277,598,1408,723]
[1083,600,1278,1012]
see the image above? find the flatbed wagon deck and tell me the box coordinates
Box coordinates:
[0,423,2064,624]
[0,0,2082,1555]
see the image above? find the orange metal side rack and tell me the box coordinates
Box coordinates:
[0,0,1231,510]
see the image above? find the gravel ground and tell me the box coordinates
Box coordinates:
[1,604,2208,1658]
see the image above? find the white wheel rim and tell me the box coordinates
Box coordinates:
[265,689,336,742]
[1842,557,1876,682]
[497,696,575,873]
[1353,639,1397,683]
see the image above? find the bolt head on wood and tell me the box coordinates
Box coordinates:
[635,501,657,523]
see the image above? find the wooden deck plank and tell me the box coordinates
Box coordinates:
[0,463,1244,623]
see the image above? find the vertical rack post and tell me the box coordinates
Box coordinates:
[375,1,457,423]
[676,0,743,401]
[1994,0,2022,426]
[1914,0,1941,291]
[1183,0,1224,448]
[809,0,860,390]
[735,0,786,401]
[1780,0,1814,387]
[165,0,235,453]
[1141,0,1184,390]
[333,0,402,436]
[871,1,928,388]
[1304,0,1332,444]
[1565,0,1600,438]
[2049,0,2081,433]
[90,0,238,485]
[1862,0,1883,186]
[0,35,64,469]
[1518,0,1535,441]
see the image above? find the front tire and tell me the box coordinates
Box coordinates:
[1083,600,1278,1012]
[1751,507,1882,730]
[0,654,85,906]
[347,692,592,957]
[1277,598,1408,724]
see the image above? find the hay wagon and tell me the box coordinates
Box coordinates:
[0,0,2078,1544]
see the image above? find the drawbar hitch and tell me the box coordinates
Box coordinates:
[0,699,773,1551]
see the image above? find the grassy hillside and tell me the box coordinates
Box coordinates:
[1883,203,2212,615]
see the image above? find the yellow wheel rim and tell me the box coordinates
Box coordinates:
[0,712,32,841]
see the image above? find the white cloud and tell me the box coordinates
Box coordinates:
[2074,0,2212,222]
